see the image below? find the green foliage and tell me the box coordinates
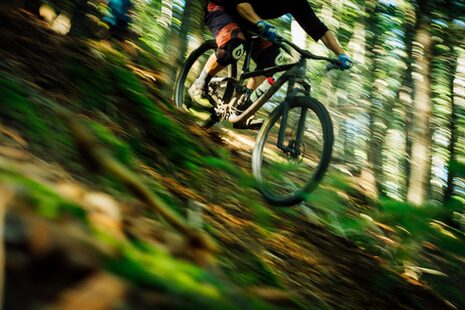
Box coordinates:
[106,242,228,307]
[88,121,134,166]
[0,76,53,142]
[202,154,256,188]
[109,64,201,164]
[449,159,465,178]
[0,75,82,172]
[0,169,86,221]
[64,61,117,112]
[220,249,282,288]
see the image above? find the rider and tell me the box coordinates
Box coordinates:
[103,0,133,40]
[189,0,353,128]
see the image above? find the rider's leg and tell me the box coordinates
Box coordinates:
[190,54,224,102]
[189,39,245,106]
[234,41,283,129]
[239,41,282,108]
[190,2,246,105]
[203,54,224,81]
[195,40,243,88]
[247,76,267,90]
[244,39,283,92]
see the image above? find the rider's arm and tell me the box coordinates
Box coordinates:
[236,2,261,24]
[291,0,328,41]
[320,31,345,56]
[291,1,346,56]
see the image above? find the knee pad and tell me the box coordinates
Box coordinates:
[216,39,245,66]
[255,46,285,69]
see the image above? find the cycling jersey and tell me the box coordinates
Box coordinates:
[209,0,328,41]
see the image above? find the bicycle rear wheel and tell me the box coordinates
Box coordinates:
[252,96,334,206]
[174,40,237,127]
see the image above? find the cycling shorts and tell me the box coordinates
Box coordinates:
[205,2,280,68]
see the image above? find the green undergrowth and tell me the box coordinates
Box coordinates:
[301,170,465,308]
[219,247,282,288]
[88,120,134,167]
[0,162,275,309]
[0,22,289,306]
[0,75,83,173]
[0,167,87,221]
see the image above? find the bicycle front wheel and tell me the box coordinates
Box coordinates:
[252,96,334,206]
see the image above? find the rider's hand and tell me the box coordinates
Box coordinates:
[256,20,278,42]
[337,54,353,70]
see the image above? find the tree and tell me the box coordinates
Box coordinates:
[406,0,433,205]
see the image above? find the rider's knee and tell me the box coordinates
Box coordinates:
[216,39,246,66]
[255,46,285,69]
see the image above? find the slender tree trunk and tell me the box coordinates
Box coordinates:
[407,13,433,205]
[364,0,385,197]
[164,0,198,87]
[445,49,461,201]
[399,8,416,200]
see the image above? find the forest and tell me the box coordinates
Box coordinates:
[0,0,464,309]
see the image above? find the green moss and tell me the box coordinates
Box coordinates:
[144,177,185,216]
[88,121,134,166]
[202,156,256,187]
[105,240,249,310]
[0,76,80,170]
[220,249,282,289]
[0,169,86,221]
[109,65,201,164]
[0,77,52,141]
[64,61,116,112]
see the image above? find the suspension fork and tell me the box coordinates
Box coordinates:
[277,101,308,157]
[294,106,308,155]
[277,100,290,151]
[277,76,310,157]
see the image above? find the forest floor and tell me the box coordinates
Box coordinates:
[0,6,463,309]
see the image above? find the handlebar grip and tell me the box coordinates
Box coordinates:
[326,63,340,71]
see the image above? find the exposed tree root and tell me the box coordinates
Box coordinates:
[53,105,217,262]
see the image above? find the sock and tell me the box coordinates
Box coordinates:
[197,68,213,86]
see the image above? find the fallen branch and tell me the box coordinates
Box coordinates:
[53,105,217,257]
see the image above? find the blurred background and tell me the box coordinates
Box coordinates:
[0,0,465,309]
[22,0,464,207]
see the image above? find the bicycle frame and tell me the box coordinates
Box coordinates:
[224,39,311,124]
[219,38,313,156]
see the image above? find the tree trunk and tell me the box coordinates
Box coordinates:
[365,0,385,197]
[406,14,433,205]
[164,0,196,87]
[398,8,416,200]
[445,49,462,201]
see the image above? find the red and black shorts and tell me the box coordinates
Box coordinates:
[205,2,281,69]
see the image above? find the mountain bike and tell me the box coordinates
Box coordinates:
[174,33,340,206]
